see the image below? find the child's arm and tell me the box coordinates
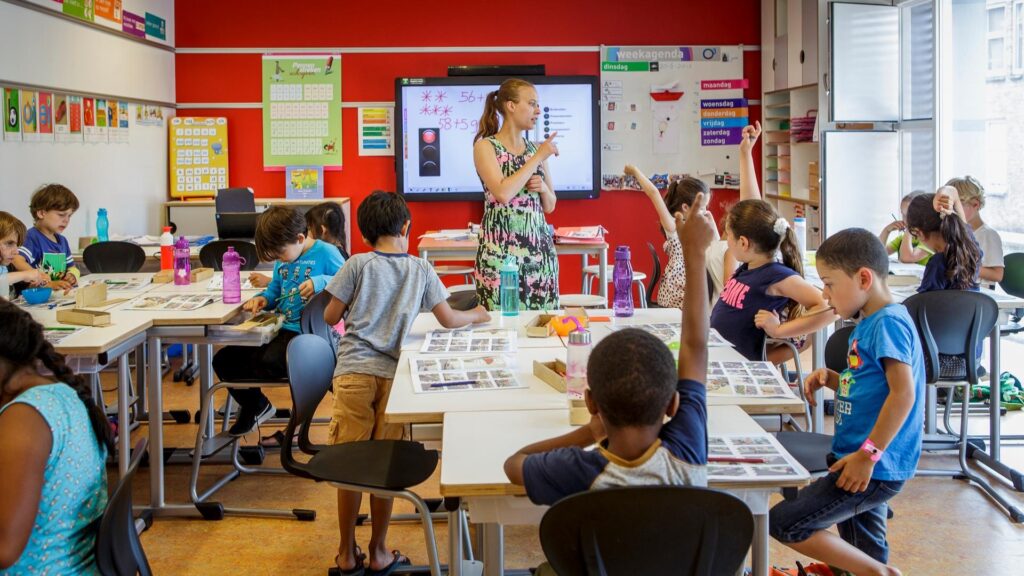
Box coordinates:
[431,302,490,328]
[879,221,901,254]
[248,272,272,288]
[257,262,283,310]
[758,277,838,339]
[897,231,932,264]
[831,358,916,493]
[324,296,347,326]
[676,193,716,382]
[475,133,558,204]
[738,121,762,201]
[803,368,840,406]
[504,418,604,485]
[6,269,48,286]
[625,164,677,235]
[934,185,967,221]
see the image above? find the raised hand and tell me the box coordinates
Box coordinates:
[536,131,560,160]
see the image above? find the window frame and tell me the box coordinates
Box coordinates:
[1013,0,1024,75]
[988,2,1009,78]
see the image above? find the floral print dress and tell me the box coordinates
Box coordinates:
[475,137,559,310]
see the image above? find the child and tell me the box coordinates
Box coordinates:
[770,228,924,576]
[944,176,1003,284]
[0,212,48,299]
[250,201,349,288]
[503,195,716,506]
[13,184,81,291]
[905,186,981,293]
[877,192,933,265]
[711,199,837,362]
[323,191,489,575]
[212,205,344,437]
[0,300,112,573]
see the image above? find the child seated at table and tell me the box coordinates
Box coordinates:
[0,212,48,299]
[12,184,81,292]
[249,200,349,288]
[503,194,717,504]
[945,175,1003,285]
[769,228,924,576]
[212,205,344,437]
[878,191,933,266]
[323,191,489,575]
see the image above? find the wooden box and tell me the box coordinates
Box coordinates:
[56,309,111,327]
[533,359,589,425]
[152,267,214,284]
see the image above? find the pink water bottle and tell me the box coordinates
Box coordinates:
[221,247,243,304]
[173,236,191,286]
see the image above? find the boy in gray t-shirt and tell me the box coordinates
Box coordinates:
[323,191,489,575]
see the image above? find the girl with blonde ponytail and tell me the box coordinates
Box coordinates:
[472,78,562,310]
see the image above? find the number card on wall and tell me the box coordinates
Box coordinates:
[261,54,342,168]
[169,116,229,199]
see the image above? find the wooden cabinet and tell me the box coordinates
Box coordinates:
[763,0,818,91]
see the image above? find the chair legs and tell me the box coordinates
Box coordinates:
[584,272,648,308]
[767,339,811,432]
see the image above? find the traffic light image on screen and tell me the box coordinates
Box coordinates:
[418,128,440,177]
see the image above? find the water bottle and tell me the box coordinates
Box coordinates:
[159,227,174,270]
[173,236,191,286]
[613,245,634,318]
[562,318,592,401]
[96,208,109,242]
[793,217,807,260]
[221,246,243,304]
[499,256,519,317]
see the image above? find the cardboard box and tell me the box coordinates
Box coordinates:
[152,267,214,284]
[528,308,591,338]
[532,359,589,425]
[526,314,559,338]
[56,309,111,326]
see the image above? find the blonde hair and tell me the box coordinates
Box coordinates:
[473,78,535,143]
[944,175,985,208]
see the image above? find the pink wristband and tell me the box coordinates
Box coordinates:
[860,438,883,462]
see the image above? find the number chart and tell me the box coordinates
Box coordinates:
[168,116,229,199]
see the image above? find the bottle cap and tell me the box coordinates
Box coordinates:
[163,226,171,232]
[615,245,630,260]
[98,208,107,215]
[500,256,518,272]
[567,328,591,345]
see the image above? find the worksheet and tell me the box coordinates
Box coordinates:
[705,361,797,398]
[420,329,516,354]
[409,354,523,394]
[707,434,806,481]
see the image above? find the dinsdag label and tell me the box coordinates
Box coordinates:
[601,61,650,72]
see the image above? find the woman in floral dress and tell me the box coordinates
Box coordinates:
[472,78,561,310]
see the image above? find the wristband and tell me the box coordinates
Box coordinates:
[860,438,883,462]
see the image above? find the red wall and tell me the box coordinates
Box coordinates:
[175,0,762,291]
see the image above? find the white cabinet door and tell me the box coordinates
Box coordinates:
[788,0,805,87]
[762,0,776,93]
[801,0,819,85]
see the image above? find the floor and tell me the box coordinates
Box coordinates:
[111,336,1024,575]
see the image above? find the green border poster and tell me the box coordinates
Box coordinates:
[261,55,342,168]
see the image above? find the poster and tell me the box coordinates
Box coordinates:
[122,11,145,38]
[358,106,394,156]
[409,354,524,394]
[37,92,54,141]
[113,101,129,143]
[145,12,166,41]
[285,165,324,199]
[5,88,22,142]
[136,104,164,126]
[261,54,342,168]
[94,0,121,23]
[68,96,83,142]
[62,0,94,21]
[93,98,109,142]
[169,116,229,198]
[21,91,37,140]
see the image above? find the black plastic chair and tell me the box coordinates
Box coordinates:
[645,241,662,307]
[447,289,480,311]
[998,252,1024,335]
[281,334,444,575]
[215,187,256,212]
[539,486,753,576]
[97,438,151,576]
[83,241,147,273]
[199,240,259,271]
[904,290,1021,521]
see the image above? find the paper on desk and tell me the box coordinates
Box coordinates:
[706,361,798,399]
[208,276,255,291]
[610,323,731,347]
[419,229,474,240]
[708,434,806,481]
[409,354,524,393]
[127,294,215,311]
[43,326,85,344]
[420,329,516,354]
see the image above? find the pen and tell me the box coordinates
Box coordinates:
[709,456,766,464]
[105,280,128,285]
[429,380,477,388]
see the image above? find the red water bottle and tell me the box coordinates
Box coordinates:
[159,227,174,270]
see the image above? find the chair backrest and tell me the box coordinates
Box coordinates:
[215,187,256,213]
[539,486,753,576]
[282,334,336,478]
[999,253,1024,299]
[97,438,151,576]
[645,241,662,306]
[83,241,147,273]
[199,240,259,271]
[300,290,335,344]
[903,290,998,383]
[824,325,856,374]
[447,289,480,311]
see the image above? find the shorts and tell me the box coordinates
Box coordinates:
[328,373,405,444]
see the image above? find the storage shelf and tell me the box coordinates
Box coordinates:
[766,193,820,207]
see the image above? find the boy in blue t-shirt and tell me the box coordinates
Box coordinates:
[212,206,344,436]
[504,195,718,504]
[13,184,81,292]
[770,228,924,576]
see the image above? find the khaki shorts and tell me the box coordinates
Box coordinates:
[328,373,405,444]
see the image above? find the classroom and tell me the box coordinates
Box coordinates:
[2,0,1023,574]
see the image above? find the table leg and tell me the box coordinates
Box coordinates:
[117,349,131,477]
[580,253,589,294]
[751,513,769,576]
[482,523,504,576]
[134,343,147,419]
[990,324,1001,461]
[198,344,216,440]
[598,246,608,300]
[147,335,165,509]
[449,508,464,576]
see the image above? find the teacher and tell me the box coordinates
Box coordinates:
[472,78,561,311]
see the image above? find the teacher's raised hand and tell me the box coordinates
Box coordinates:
[536,131,560,160]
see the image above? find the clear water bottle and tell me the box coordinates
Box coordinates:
[159,226,174,270]
[613,245,634,318]
[563,318,592,401]
[500,256,519,317]
[96,208,109,242]
[793,217,807,260]
[173,236,191,286]
[221,246,243,304]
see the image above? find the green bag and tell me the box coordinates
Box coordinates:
[958,372,1024,410]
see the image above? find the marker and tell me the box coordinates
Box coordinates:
[709,456,766,464]
[44,326,77,331]
[429,380,477,388]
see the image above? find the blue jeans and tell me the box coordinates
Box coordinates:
[769,470,904,563]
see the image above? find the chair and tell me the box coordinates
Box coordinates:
[904,290,1021,521]
[582,259,648,308]
[447,289,480,311]
[199,240,259,271]
[97,438,152,576]
[281,334,444,575]
[83,241,146,273]
[187,290,336,520]
[215,187,256,213]
[645,242,662,307]
[558,294,607,308]
[433,264,475,284]
[998,252,1024,336]
[539,486,753,576]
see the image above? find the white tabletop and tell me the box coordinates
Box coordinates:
[27,307,152,356]
[402,310,566,351]
[440,406,808,497]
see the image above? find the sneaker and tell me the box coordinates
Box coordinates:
[227,398,275,437]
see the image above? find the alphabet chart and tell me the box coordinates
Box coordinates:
[261,55,342,168]
[169,117,229,198]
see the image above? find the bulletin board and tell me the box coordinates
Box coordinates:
[168,116,230,198]
[599,45,747,190]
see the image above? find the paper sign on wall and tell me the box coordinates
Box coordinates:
[358,106,394,156]
[261,55,342,168]
[169,117,230,198]
[5,88,22,142]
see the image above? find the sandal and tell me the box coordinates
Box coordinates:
[366,551,410,576]
[328,545,368,576]
[259,429,299,449]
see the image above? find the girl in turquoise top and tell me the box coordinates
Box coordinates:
[0,300,111,575]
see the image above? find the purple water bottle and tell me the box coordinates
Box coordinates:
[173,236,191,286]
[221,246,243,304]
[613,245,634,318]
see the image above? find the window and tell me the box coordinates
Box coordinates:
[989,4,1007,76]
[1015,1,1024,73]
[985,119,1008,195]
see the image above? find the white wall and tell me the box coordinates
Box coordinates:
[0,0,176,241]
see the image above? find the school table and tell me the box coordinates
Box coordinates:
[416,235,610,299]
[439,406,811,576]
